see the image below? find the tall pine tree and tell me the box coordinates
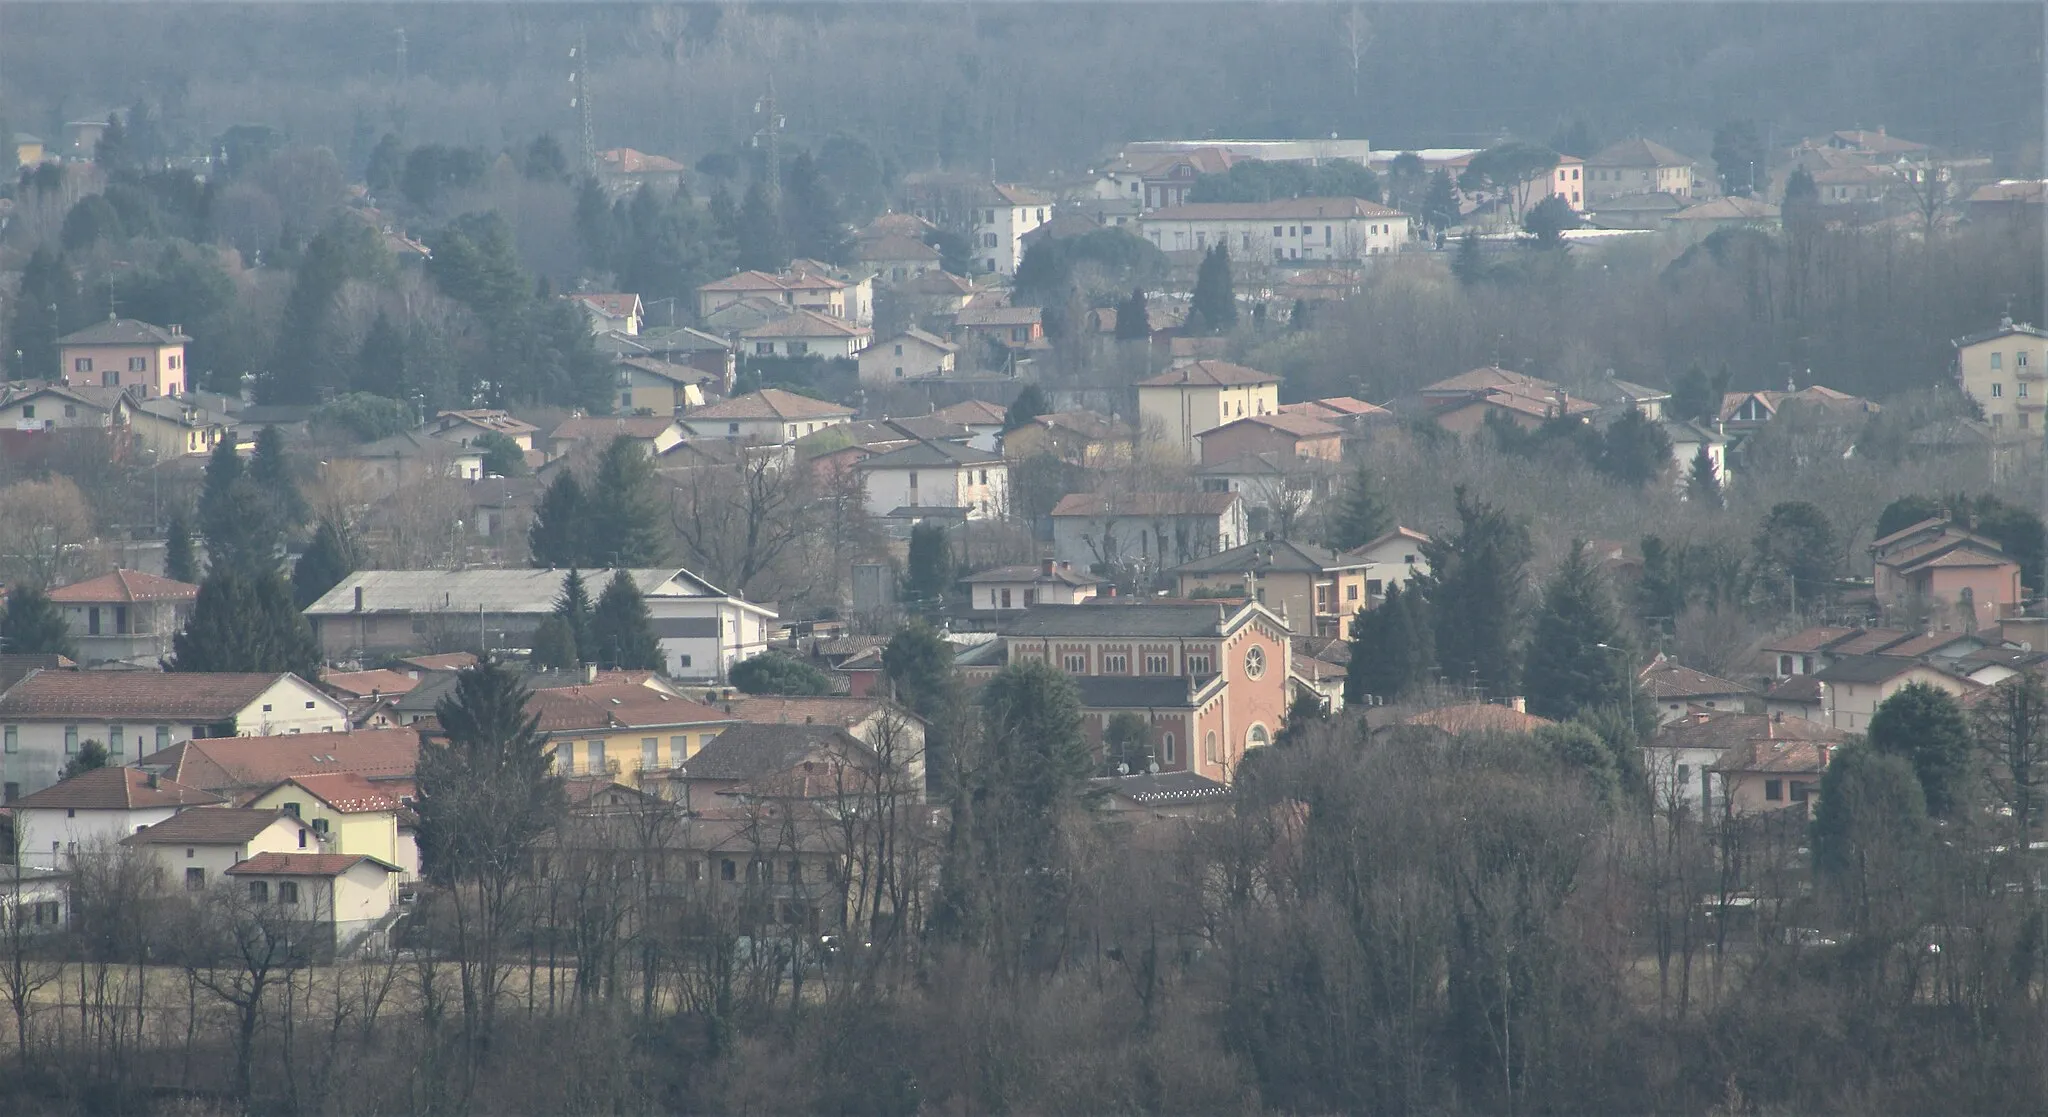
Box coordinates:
[164,514,199,584]
[7,247,83,380]
[588,570,662,671]
[1188,244,1237,334]
[528,471,587,568]
[0,583,78,658]
[292,519,361,609]
[1113,287,1151,342]
[1523,541,1630,723]
[781,151,852,265]
[588,437,668,567]
[169,568,322,679]
[1345,582,1432,705]
[250,425,310,529]
[199,439,285,576]
[1686,443,1722,507]
[551,570,595,665]
[736,181,787,272]
[1418,487,1531,698]
[1329,460,1393,551]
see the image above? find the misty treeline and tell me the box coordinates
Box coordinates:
[3,4,2040,178]
[9,710,2048,1115]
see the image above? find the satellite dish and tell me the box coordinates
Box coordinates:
[1148,761,1160,774]
[1116,762,1130,776]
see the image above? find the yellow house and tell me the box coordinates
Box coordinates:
[1955,316,2047,446]
[248,772,415,882]
[1136,361,1282,460]
[56,318,191,398]
[1170,538,1376,641]
[1001,410,1135,467]
[127,395,229,457]
[13,133,46,167]
[526,682,740,789]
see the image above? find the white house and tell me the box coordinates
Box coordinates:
[304,568,778,684]
[972,184,1053,275]
[424,410,539,453]
[1139,197,1410,263]
[225,852,404,954]
[1048,491,1247,581]
[10,766,224,869]
[0,867,69,935]
[1642,712,1847,818]
[961,560,1104,612]
[681,388,855,445]
[0,671,349,801]
[49,569,200,668]
[1662,419,1733,494]
[858,328,959,385]
[1345,527,1432,598]
[121,807,321,895]
[855,439,1009,521]
[565,293,644,336]
[929,399,1007,453]
[739,308,872,360]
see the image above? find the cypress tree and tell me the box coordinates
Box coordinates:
[1523,541,1630,722]
[1595,408,1672,488]
[1329,460,1392,551]
[170,568,322,679]
[1418,487,1531,697]
[1451,230,1485,286]
[529,617,580,672]
[528,470,587,568]
[1635,535,1686,634]
[199,439,285,576]
[292,519,361,609]
[1188,244,1237,334]
[1113,287,1151,342]
[587,437,668,567]
[1686,442,1722,507]
[588,570,663,671]
[250,425,309,528]
[0,583,78,659]
[164,514,199,584]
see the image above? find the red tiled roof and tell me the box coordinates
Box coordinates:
[227,852,399,877]
[1138,360,1279,388]
[1711,738,1838,776]
[567,293,640,319]
[600,148,685,175]
[49,569,198,604]
[930,399,1008,427]
[1639,662,1755,701]
[550,415,678,442]
[522,684,735,734]
[688,389,854,422]
[122,808,292,846]
[11,766,223,811]
[740,308,869,340]
[1200,412,1342,440]
[1400,704,1555,735]
[319,669,419,699]
[720,695,905,730]
[266,772,403,813]
[0,671,308,721]
[138,728,420,796]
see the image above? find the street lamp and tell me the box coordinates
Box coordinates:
[1595,642,1640,741]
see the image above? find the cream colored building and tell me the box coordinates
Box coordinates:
[1137,361,1282,460]
[1585,139,1697,203]
[1955,317,2047,447]
[1139,197,1409,262]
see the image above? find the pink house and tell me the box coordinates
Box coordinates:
[57,318,190,398]
[1871,518,2024,630]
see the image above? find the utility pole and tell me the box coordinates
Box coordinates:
[571,25,596,177]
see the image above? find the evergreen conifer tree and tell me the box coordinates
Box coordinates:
[1188,244,1237,333]
[1330,460,1392,551]
[250,425,309,528]
[164,514,199,584]
[1452,230,1486,286]
[588,570,662,671]
[1345,581,1433,705]
[58,739,111,782]
[736,181,787,272]
[0,583,77,658]
[1003,385,1050,433]
[1113,287,1151,342]
[903,522,953,613]
[414,658,565,905]
[528,471,587,568]
[169,568,321,678]
[587,437,668,567]
[1417,487,1531,697]
[292,519,361,609]
[1686,442,1722,507]
[198,439,284,576]
[551,570,595,664]
[1635,535,1686,635]
[1595,408,1672,488]
[1523,541,1630,722]
[1669,365,1714,424]
[7,247,82,380]
[1423,169,1460,234]
[1868,682,1973,819]
[528,617,580,672]
[781,152,852,264]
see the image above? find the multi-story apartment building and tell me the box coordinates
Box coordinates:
[1139,197,1409,263]
[1000,600,1290,783]
[1955,316,2047,447]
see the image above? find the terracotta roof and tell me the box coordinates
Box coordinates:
[550,415,679,442]
[136,728,420,796]
[1421,366,1559,395]
[739,308,869,340]
[566,293,640,319]
[1968,181,2046,206]
[677,722,872,783]
[49,569,198,604]
[1348,526,1433,555]
[264,772,403,813]
[1399,704,1556,735]
[1199,412,1342,440]
[599,148,685,175]
[858,213,938,238]
[875,327,958,354]
[1655,710,1846,749]
[318,669,420,699]
[227,852,399,877]
[990,184,1053,206]
[855,234,941,262]
[11,766,223,811]
[1138,360,1280,388]
[1281,396,1387,420]
[1710,738,1838,776]
[1048,491,1241,518]
[521,684,735,734]
[1144,196,1405,221]
[399,652,478,672]
[1669,196,1780,221]
[894,271,976,297]
[1897,545,2014,574]
[1762,626,1861,655]
[434,409,538,436]
[720,695,902,729]
[1639,661,1755,701]
[1030,410,1127,440]
[931,399,1008,427]
[56,318,189,346]
[0,670,309,721]
[1765,676,1825,703]
[1590,138,1694,168]
[122,808,292,846]
[701,269,847,294]
[687,389,853,422]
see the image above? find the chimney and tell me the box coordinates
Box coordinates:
[169,324,181,336]
[582,662,598,684]
[353,586,364,613]
[1508,696,1526,713]
[1041,558,1055,577]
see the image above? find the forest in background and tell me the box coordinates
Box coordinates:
[2,3,2042,181]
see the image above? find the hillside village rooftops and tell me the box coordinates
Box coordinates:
[739,309,869,339]
[136,728,421,796]
[687,389,854,422]
[1144,196,1405,221]
[677,723,872,782]
[1399,704,1556,735]
[955,306,1043,328]
[549,415,679,442]
[55,318,190,346]
[228,852,401,877]
[520,683,734,733]
[566,293,641,319]
[0,670,305,721]
[11,767,223,811]
[1670,196,1780,221]
[49,569,199,603]
[260,772,404,813]
[700,269,848,294]
[930,399,1007,426]
[1203,412,1343,439]
[305,568,731,616]
[1638,662,1755,701]
[856,234,942,261]
[1138,360,1280,388]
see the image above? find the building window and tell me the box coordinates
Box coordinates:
[1062,653,1087,673]
[74,358,92,373]
[589,739,606,774]
[108,725,122,756]
[1248,724,1270,749]
[279,882,300,904]
[1023,590,1036,606]
[2020,382,2030,398]
[102,371,118,387]
[1187,655,1212,674]
[1347,584,1359,601]
[720,859,737,881]
[63,726,77,754]
[1205,731,1219,764]
[2,727,13,753]
[1992,383,2003,397]
[1789,781,1811,802]
[1144,654,1170,675]
[248,881,270,903]
[128,357,146,372]
[19,406,30,420]
[1000,589,1012,609]
[185,868,205,891]
[1991,353,2004,370]
[282,802,301,819]
[2020,351,2031,368]
[1764,779,1783,801]
[1103,654,1128,674]
[1161,734,1177,765]
[643,737,659,770]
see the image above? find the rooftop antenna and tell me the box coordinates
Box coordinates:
[571,25,596,176]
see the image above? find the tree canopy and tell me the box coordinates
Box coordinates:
[729,652,836,696]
